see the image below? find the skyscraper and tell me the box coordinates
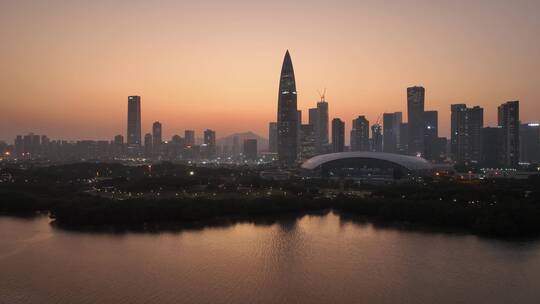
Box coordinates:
[169,135,184,160]
[152,121,162,158]
[468,106,484,163]
[203,129,216,159]
[433,137,449,161]
[144,133,153,158]
[297,110,302,155]
[383,112,402,153]
[398,123,409,154]
[268,122,278,153]
[22,133,40,157]
[277,50,298,166]
[243,139,258,161]
[184,130,195,146]
[481,127,504,168]
[127,96,141,147]
[450,105,483,164]
[423,110,438,160]
[331,118,345,153]
[498,101,520,168]
[450,104,466,159]
[113,135,124,157]
[299,124,316,160]
[316,99,329,153]
[308,107,319,154]
[519,123,540,163]
[407,86,425,156]
[14,135,23,157]
[309,108,318,126]
[351,116,370,151]
[371,124,383,152]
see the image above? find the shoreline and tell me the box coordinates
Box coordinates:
[3,207,539,242]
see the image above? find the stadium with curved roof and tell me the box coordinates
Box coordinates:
[301,152,433,181]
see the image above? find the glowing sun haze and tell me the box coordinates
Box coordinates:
[1,0,539,141]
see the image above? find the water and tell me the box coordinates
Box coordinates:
[1,214,540,304]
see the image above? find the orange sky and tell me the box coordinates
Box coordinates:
[1,0,539,142]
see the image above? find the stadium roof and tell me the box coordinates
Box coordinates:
[301,152,433,171]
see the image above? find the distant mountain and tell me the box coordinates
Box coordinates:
[217,132,269,151]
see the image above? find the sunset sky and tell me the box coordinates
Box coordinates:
[1,0,539,142]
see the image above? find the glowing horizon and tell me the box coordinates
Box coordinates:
[1,0,539,143]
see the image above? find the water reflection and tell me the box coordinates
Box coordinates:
[49,212,317,236]
[1,214,540,304]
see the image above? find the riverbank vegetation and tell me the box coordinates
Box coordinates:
[1,163,540,238]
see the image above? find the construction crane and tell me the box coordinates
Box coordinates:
[317,88,327,102]
[374,113,383,126]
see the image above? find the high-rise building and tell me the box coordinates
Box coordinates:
[398,123,409,154]
[383,112,402,153]
[297,110,302,155]
[41,135,50,146]
[300,124,316,160]
[152,121,162,157]
[168,135,184,159]
[268,122,278,153]
[127,96,141,147]
[23,134,32,155]
[450,104,465,159]
[468,107,484,163]
[423,110,438,160]
[113,135,124,157]
[351,116,370,151]
[203,129,216,159]
[277,50,298,166]
[520,123,540,163]
[316,99,329,153]
[331,118,345,153]
[22,133,40,157]
[184,130,195,146]
[450,104,483,164]
[433,137,448,161]
[407,86,425,156]
[309,108,318,127]
[371,124,383,152]
[0,141,8,157]
[498,101,520,168]
[114,135,124,145]
[243,139,258,161]
[144,133,152,158]
[481,127,504,168]
[32,134,40,156]
[14,135,23,157]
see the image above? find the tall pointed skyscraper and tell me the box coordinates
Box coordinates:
[277,50,298,166]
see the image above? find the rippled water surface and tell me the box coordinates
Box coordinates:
[1,214,540,304]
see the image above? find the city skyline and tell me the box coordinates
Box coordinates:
[3,2,540,303]
[4,88,535,145]
[2,73,537,145]
[2,0,540,141]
